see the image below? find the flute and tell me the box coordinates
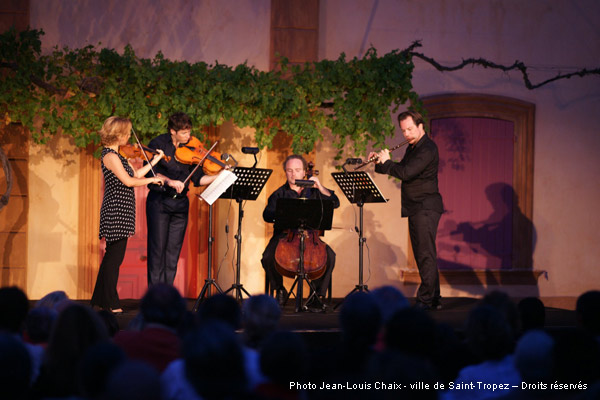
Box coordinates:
[354,139,410,170]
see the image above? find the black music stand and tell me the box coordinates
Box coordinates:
[331,171,387,307]
[192,170,238,310]
[192,202,223,311]
[274,198,334,313]
[222,166,272,301]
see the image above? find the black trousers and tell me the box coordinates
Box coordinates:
[146,191,189,286]
[261,234,335,297]
[91,237,128,310]
[408,209,442,306]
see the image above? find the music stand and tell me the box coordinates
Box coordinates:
[331,171,387,307]
[274,198,334,313]
[192,170,238,310]
[192,202,223,311]
[222,166,272,301]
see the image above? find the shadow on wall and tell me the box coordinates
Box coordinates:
[436,182,539,295]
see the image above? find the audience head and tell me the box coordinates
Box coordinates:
[35,290,69,311]
[368,350,438,400]
[183,320,247,399]
[517,297,545,333]
[384,307,438,360]
[140,283,186,329]
[576,290,600,336]
[105,360,162,400]
[481,290,520,341]
[514,329,554,383]
[241,294,281,348]
[45,303,109,363]
[260,330,309,386]
[371,285,410,323]
[0,332,32,400]
[339,291,382,348]
[0,286,29,334]
[79,341,126,399]
[197,293,242,330]
[465,303,514,362]
[25,306,57,344]
[41,303,109,397]
[553,328,600,386]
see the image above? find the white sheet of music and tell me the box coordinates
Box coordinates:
[200,169,238,205]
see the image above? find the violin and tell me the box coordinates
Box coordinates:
[274,161,327,280]
[174,136,227,175]
[119,143,171,162]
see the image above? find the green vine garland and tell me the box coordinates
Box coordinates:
[0,28,418,158]
[2,28,598,158]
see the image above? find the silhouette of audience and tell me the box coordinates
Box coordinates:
[183,320,247,400]
[576,290,600,338]
[441,303,521,400]
[0,332,32,400]
[256,330,309,400]
[3,284,600,399]
[113,283,187,372]
[517,297,546,334]
[31,302,110,399]
[0,286,45,384]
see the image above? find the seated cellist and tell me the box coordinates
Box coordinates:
[261,154,340,310]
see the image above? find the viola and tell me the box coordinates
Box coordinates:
[174,136,226,175]
[119,143,171,163]
[273,161,327,280]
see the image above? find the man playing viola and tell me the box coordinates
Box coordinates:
[261,155,340,310]
[145,112,219,286]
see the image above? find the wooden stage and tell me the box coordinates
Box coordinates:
[111,296,579,334]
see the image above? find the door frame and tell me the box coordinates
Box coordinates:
[404,93,538,286]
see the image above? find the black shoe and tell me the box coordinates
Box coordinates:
[432,297,442,310]
[414,301,431,311]
[276,288,288,307]
[305,295,326,313]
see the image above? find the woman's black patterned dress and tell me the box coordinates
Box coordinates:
[91,148,136,310]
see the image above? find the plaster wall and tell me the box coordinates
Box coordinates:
[27,136,81,298]
[319,0,600,298]
[26,0,600,299]
[28,0,271,298]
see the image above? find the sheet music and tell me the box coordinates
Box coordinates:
[200,170,238,205]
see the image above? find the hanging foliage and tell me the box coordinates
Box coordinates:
[2,28,598,158]
[0,28,419,158]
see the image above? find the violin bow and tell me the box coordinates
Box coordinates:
[131,127,158,178]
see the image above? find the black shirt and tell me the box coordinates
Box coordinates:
[375,134,444,217]
[263,182,340,236]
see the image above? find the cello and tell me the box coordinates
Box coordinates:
[274,162,328,280]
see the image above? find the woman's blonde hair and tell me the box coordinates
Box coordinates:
[100,116,132,146]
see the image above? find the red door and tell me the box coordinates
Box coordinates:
[432,117,514,270]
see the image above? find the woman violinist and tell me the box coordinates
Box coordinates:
[145,112,222,286]
[91,116,165,314]
[261,154,340,310]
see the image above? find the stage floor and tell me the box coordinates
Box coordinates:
[110,296,578,333]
